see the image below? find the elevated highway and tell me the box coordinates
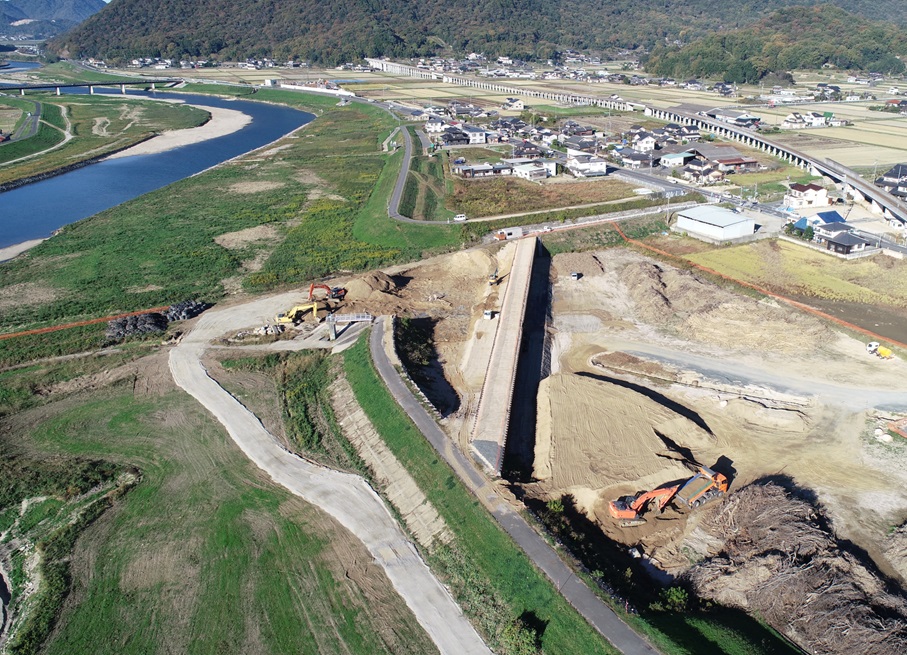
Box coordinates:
[0,79,181,97]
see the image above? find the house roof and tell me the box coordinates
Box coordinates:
[677,205,752,228]
[881,163,907,179]
[790,183,825,193]
[815,210,845,224]
[816,221,850,234]
[827,233,868,247]
[692,144,742,160]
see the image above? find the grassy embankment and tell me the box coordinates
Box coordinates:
[0,95,209,184]
[342,337,618,655]
[343,335,801,655]
[1,378,438,655]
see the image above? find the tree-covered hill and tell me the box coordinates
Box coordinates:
[1,0,105,38]
[644,5,907,82]
[49,0,907,66]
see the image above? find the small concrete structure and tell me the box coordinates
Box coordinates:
[675,205,755,242]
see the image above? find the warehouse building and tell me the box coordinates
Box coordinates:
[674,205,755,242]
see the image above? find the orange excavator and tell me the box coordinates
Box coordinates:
[308,283,346,302]
[608,466,729,527]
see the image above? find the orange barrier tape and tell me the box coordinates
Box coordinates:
[0,306,171,342]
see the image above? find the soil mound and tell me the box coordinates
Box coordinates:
[618,259,828,352]
[686,483,907,655]
[534,373,713,489]
[345,270,398,301]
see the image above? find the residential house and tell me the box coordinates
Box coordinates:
[439,128,469,146]
[660,151,695,168]
[512,141,542,158]
[513,161,555,181]
[633,132,658,152]
[561,120,596,137]
[875,163,907,199]
[618,148,658,169]
[502,97,525,111]
[454,162,514,178]
[784,183,829,209]
[707,108,761,128]
[714,156,759,173]
[682,157,724,184]
[462,125,487,144]
[825,232,869,255]
[566,154,610,177]
[425,117,447,134]
[813,221,851,242]
[562,136,598,157]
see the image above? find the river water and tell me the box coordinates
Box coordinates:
[0,86,314,249]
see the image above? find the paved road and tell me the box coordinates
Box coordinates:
[6,100,40,142]
[387,121,421,222]
[169,295,491,655]
[369,320,662,655]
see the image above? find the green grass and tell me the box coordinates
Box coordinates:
[4,384,437,655]
[342,336,618,655]
[0,109,65,164]
[34,62,136,85]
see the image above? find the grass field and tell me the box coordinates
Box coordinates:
[1,370,437,655]
[687,239,907,306]
[0,95,208,184]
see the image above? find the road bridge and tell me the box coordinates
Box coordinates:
[0,79,181,97]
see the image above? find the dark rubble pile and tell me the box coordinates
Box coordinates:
[106,300,209,341]
[105,312,169,340]
[166,299,209,322]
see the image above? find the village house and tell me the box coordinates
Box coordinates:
[513,141,542,158]
[633,132,658,152]
[784,183,830,209]
[462,125,487,144]
[512,160,556,181]
[824,232,869,255]
[566,154,610,177]
[425,117,447,133]
[439,128,470,146]
[501,97,525,111]
[682,157,724,184]
[562,136,599,157]
[454,162,514,178]
[875,163,907,199]
[618,148,658,169]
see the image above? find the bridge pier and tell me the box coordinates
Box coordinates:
[20,89,25,96]
[89,86,95,95]
[55,87,61,96]
[120,84,126,94]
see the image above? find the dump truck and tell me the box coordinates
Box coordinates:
[608,466,729,527]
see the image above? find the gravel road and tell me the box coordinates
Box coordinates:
[169,293,490,655]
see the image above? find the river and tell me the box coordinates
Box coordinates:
[0,86,314,249]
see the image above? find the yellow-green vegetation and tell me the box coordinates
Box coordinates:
[687,239,907,305]
[724,166,822,201]
[33,61,135,85]
[0,95,209,184]
[1,376,437,655]
[0,101,24,134]
[342,337,618,655]
[400,153,452,221]
[451,175,637,217]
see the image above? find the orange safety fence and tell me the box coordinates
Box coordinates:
[0,306,171,342]
[610,223,907,351]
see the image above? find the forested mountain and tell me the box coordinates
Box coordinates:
[49,0,907,66]
[645,5,907,83]
[0,0,105,37]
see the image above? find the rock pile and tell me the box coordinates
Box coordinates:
[106,300,210,341]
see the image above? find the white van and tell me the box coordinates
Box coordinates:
[453,214,468,221]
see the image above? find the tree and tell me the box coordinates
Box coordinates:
[803,225,815,241]
[499,618,541,655]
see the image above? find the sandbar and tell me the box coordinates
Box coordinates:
[106,104,252,159]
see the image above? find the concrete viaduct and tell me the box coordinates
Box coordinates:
[366,57,907,224]
[2,79,180,97]
[645,106,907,224]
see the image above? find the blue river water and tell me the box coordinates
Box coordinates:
[0,85,314,249]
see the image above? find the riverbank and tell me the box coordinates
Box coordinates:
[106,104,251,159]
[0,238,45,262]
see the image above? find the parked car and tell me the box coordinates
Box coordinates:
[453,213,468,221]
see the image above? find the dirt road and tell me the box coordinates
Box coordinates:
[168,292,491,655]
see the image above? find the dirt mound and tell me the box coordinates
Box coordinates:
[618,258,828,352]
[686,483,907,655]
[884,522,907,580]
[534,373,713,490]
[345,270,398,301]
[552,252,607,279]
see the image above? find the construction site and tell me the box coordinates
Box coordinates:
[268,231,907,654]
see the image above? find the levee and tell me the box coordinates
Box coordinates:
[471,236,537,474]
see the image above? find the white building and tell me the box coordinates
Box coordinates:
[513,161,556,180]
[784,183,829,209]
[425,118,447,133]
[462,125,487,144]
[675,206,755,242]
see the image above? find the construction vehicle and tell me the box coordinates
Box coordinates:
[867,342,894,359]
[308,283,346,302]
[274,301,320,326]
[489,267,498,286]
[608,466,729,527]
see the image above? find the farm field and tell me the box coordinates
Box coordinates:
[685,238,907,306]
[0,355,436,655]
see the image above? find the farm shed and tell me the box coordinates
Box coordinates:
[675,205,755,242]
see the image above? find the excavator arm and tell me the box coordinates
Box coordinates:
[608,485,680,527]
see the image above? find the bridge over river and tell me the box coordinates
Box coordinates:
[0,79,181,96]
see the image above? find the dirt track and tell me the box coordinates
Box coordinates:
[168,291,491,655]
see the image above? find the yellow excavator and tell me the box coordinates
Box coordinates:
[608,466,729,527]
[274,301,320,326]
